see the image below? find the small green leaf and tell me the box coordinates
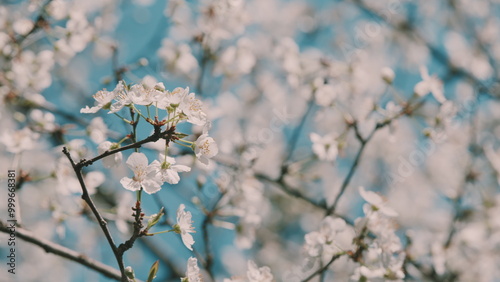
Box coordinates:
[146,207,165,230]
[146,260,160,282]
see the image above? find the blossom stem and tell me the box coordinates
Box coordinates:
[117,136,130,145]
[146,229,175,236]
[173,141,193,148]
[176,139,194,145]
[113,113,133,124]
[131,105,149,122]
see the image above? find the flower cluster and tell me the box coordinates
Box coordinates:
[81,81,218,192]
[352,187,405,281]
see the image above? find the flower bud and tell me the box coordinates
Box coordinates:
[381,67,395,84]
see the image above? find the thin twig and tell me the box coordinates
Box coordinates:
[256,173,327,210]
[326,102,422,215]
[0,220,124,281]
[301,253,345,282]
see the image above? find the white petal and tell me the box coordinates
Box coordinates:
[126,152,148,171]
[181,232,195,251]
[120,177,141,191]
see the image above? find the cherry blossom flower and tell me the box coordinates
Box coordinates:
[194,133,218,165]
[381,67,395,84]
[223,261,274,282]
[309,132,338,161]
[87,117,108,144]
[157,87,189,109]
[151,154,191,184]
[120,152,163,194]
[304,216,348,258]
[127,83,163,106]
[246,261,274,282]
[158,39,198,76]
[414,66,446,103]
[109,81,133,113]
[0,127,39,153]
[313,77,337,107]
[181,257,202,282]
[179,92,208,126]
[80,89,116,114]
[174,204,196,251]
[30,109,56,132]
[359,186,398,217]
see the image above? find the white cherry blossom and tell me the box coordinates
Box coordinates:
[174,204,196,251]
[310,132,338,161]
[181,257,202,282]
[151,154,191,184]
[120,152,162,194]
[194,133,218,165]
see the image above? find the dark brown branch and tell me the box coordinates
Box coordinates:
[201,190,226,281]
[76,125,175,169]
[62,147,126,281]
[256,173,327,210]
[117,200,144,254]
[0,220,122,281]
[325,101,422,215]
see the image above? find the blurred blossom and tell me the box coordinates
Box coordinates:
[310,132,338,161]
[0,127,40,153]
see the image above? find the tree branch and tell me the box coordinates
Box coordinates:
[0,220,124,281]
[301,252,345,282]
[62,147,126,281]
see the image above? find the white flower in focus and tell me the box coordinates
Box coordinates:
[109,81,133,113]
[359,187,398,217]
[414,66,446,103]
[179,92,207,126]
[0,127,39,153]
[157,87,189,109]
[152,155,191,184]
[97,141,122,168]
[120,152,162,194]
[246,261,273,282]
[174,204,196,251]
[310,133,338,161]
[180,257,202,282]
[81,89,115,113]
[194,134,218,165]
[128,83,163,106]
